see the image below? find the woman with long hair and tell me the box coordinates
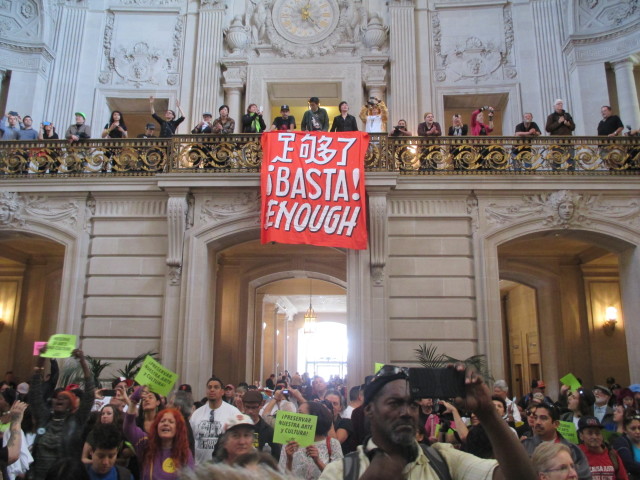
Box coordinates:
[102,111,128,138]
[613,414,640,479]
[560,388,595,429]
[122,386,194,479]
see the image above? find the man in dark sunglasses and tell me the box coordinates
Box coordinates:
[319,365,537,480]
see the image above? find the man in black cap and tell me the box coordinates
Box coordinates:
[191,112,214,134]
[319,365,537,480]
[241,390,281,460]
[578,416,627,480]
[271,105,296,131]
[301,97,329,132]
[137,123,156,138]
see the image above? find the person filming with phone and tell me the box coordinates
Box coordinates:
[319,364,537,480]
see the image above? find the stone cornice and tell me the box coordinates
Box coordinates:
[0,41,54,61]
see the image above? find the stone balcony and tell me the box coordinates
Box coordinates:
[0,134,638,176]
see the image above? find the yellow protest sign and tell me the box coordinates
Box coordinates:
[560,373,582,392]
[40,334,77,358]
[273,410,318,447]
[374,363,385,374]
[134,356,178,397]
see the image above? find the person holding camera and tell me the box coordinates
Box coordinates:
[65,112,91,143]
[359,97,388,133]
[390,119,412,136]
[470,106,494,136]
[448,114,468,136]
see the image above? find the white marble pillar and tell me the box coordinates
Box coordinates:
[612,58,640,129]
[224,86,242,133]
[192,4,226,125]
[42,2,88,130]
[388,1,418,134]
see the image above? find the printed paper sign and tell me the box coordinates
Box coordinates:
[374,363,385,374]
[273,410,318,447]
[40,334,77,358]
[33,341,47,356]
[134,356,178,397]
[260,131,369,249]
[558,421,579,444]
[560,373,582,392]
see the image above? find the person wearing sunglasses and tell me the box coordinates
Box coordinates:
[522,402,592,479]
[319,364,537,480]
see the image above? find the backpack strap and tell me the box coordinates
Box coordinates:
[606,446,619,473]
[342,451,360,480]
[420,444,453,480]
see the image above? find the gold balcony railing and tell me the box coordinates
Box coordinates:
[0,134,638,177]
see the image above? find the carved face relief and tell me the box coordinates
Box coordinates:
[558,201,575,221]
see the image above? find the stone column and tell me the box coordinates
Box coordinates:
[192,2,226,125]
[362,56,388,105]
[43,2,88,130]
[222,59,247,133]
[388,1,418,135]
[612,58,640,129]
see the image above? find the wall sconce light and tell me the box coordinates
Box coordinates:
[603,306,618,336]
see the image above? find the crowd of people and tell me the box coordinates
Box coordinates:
[1,97,638,142]
[2,344,640,480]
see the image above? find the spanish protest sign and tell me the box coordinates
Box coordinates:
[273,410,318,447]
[559,373,582,392]
[260,131,369,249]
[134,355,178,397]
[558,421,579,444]
[40,334,77,358]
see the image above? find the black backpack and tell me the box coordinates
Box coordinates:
[342,443,452,480]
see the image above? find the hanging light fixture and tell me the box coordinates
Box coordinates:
[304,279,317,335]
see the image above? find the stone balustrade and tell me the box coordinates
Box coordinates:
[0,134,638,176]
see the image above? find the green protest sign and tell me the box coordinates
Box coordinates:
[273,410,317,447]
[374,363,385,374]
[560,373,582,392]
[558,421,579,444]
[134,356,178,397]
[40,334,77,358]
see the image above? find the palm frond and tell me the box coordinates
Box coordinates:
[414,343,447,368]
[115,351,158,381]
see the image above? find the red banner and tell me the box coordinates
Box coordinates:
[260,131,369,250]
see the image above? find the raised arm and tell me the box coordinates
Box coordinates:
[149,96,156,115]
[5,401,27,464]
[176,99,185,119]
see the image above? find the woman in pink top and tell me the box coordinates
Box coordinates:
[470,106,495,136]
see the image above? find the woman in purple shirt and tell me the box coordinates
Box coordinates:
[122,387,194,480]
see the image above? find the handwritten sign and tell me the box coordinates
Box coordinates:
[33,341,47,356]
[134,356,177,397]
[558,421,579,444]
[40,334,77,358]
[560,373,582,392]
[261,131,369,250]
[273,410,318,447]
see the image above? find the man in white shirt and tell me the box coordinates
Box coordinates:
[189,376,241,464]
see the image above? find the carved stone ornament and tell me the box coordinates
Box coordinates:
[0,0,41,41]
[575,0,638,32]
[0,192,79,229]
[486,190,640,230]
[362,14,388,52]
[113,42,162,87]
[168,265,181,286]
[199,191,260,225]
[224,15,250,54]
[118,0,179,5]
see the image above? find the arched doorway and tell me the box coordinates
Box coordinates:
[497,230,630,397]
[211,240,347,386]
[0,231,65,379]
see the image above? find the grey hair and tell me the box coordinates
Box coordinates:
[493,380,509,393]
[531,442,572,475]
[554,99,564,105]
[167,390,194,418]
[179,463,295,480]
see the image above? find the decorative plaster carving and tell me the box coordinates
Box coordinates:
[167,195,188,273]
[575,0,638,32]
[118,0,179,5]
[200,0,225,6]
[344,0,366,44]
[112,42,163,87]
[199,191,260,224]
[389,198,469,216]
[84,194,95,233]
[224,15,250,54]
[486,190,640,231]
[466,191,479,233]
[0,0,40,41]
[368,193,387,286]
[362,14,388,52]
[0,192,79,229]
[168,265,181,285]
[248,0,268,44]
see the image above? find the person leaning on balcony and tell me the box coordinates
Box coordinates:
[597,106,624,137]
[192,112,214,134]
[102,111,128,139]
[417,112,442,136]
[1,111,21,140]
[515,113,542,138]
[448,114,468,136]
[137,123,156,138]
[39,121,58,140]
[470,106,494,136]
[65,112,91,143]
[241,104,266,133]
[150,96,185,137]
[546,99,575,136]
[212,105,235,134]
[389,119,412,136]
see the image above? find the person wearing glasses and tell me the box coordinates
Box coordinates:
[521,402,592,479]
[319,364,537,480]
[532,442,579,480]
[189,377,241,464]
[612,414,640,479]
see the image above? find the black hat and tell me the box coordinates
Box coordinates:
[363,366,408,406]
[145,123,156,129]
[178,384,192,393]
[578,416,604,431]
[308,97,320,104]
[280,105,290,111]
[242,390,264,404]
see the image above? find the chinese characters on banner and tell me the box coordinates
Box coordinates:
[260,131,369,249]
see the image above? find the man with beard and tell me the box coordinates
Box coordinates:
[319,365,537,480]
[521,402,592,479]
